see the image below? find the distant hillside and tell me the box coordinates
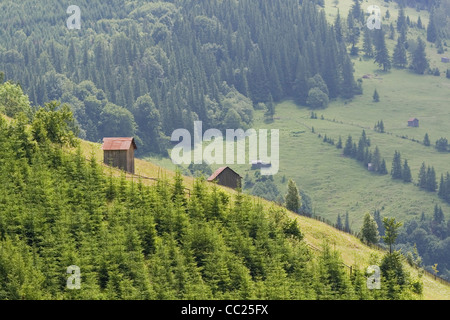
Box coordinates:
[0,0,358,155]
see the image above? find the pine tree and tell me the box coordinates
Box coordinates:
[427,11,438,43]
[285,179,301,214]
[382,217,403,254]
[433,204,444,224]
[336,213,343,230]
[438,174,446,199]
[341,53,356,99]
[410,37,429,74]
[361,213,380,245]
[393,38,408,68]
[343,135,353,156]
[373,89,380,102]
[418,162,427,189]
[374,29,391,71]
[380,159,388,175]
[372,146,381,172]
[336,136,343,149]
[363,27,374,57]
[344,212,350,233]
[427,166,437,192]
[391,151,402,180]
[423,133,431,146]
[402,159,412,183]
[334,10,344,43]
[417,16,423,29]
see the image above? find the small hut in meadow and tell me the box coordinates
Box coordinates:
[207,167,242,190]
[102,137,137,174]
[407,118,419,128]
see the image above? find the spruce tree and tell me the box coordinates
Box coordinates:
[374,29,391,71]
[423,133,430,146]
[382,217,402,254]
[433,204,444,224]
[372,146,381,172]
[427,12,437,43]
[438,174,446,199]
[393,38,407,68]
[418,162,427,189]
[391,151,402,180]
[402,159,412,183]
[285,179,301,214]
[343,135,353,156]
[373,89,380,102]
[380,159,388,175]
[363,27,374,57]
[361,213,380,245]
[410,37,429,75]
[344,212,350,233]
[427,166,437,192]
[336,213,343,230]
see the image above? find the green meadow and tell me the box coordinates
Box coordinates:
[146,0,450,230]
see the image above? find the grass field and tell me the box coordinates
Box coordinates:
[146,0,450,230]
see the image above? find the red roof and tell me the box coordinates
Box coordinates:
[408,118,419,122]
[102,137,137,151]
[207,167,227,181]
[207,167,241,181]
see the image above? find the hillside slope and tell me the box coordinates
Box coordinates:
[77,139,450,300]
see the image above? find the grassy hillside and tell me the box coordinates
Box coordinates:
[74,138,450,299]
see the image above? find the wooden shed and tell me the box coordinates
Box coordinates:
[102,137,137,174]
[408,118,419,127]
[207,167,242,190]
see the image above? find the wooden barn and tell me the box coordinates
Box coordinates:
[408,118,419,127]
[207,167,242,190]
[102,137,137,174]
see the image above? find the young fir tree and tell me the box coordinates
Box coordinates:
[373,88,380,102]
[402,159,412,183]
[361,213,380,245]
[410,37,429,74]
[285,179,301,214]
[382,217,403,254]
[391,151,403,180]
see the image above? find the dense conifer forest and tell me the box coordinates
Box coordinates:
[0,0,359,155]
